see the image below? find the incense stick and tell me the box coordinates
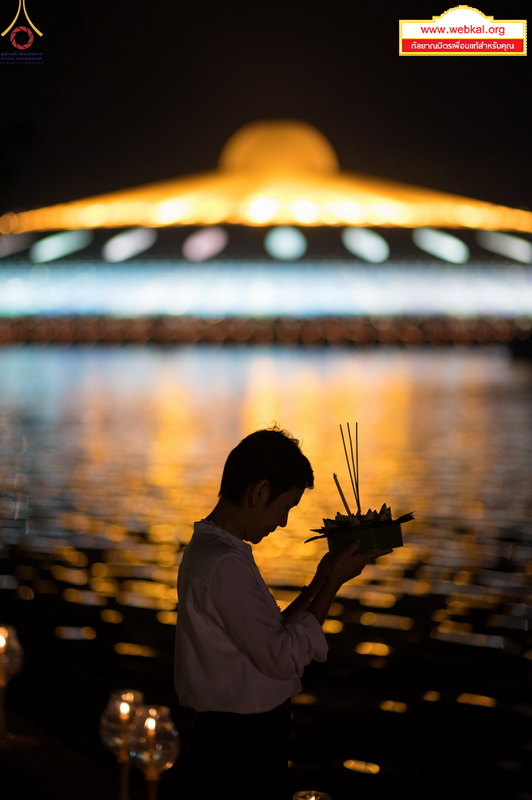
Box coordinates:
[347,422,362,514]
[339,424,355,499]
[356,423,359,503]
[346,422,360,512]
[340,423,361,514]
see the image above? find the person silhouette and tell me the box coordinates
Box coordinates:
[175,426,390,799]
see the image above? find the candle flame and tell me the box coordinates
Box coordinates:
[145,716,156,732]
[0,634,6,650]
[119,701,130,717]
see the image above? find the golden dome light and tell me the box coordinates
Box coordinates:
[218,118,339,173]
[1,120,531,234]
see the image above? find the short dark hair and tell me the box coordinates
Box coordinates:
[219,426,314,504]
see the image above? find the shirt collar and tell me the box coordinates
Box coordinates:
[195,519,252,553]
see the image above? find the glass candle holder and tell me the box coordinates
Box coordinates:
[99,689,145,763]
[0,625,24,736]
[128,705,180,786]
[99,689,145,800]
[0,625,24,685]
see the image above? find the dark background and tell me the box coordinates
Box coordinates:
[1,0,530,215]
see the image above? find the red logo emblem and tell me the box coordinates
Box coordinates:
[10,25,34,49]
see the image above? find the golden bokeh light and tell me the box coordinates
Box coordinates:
[423,691,441,702]
[322,619,344,634]
[291,693,319,706]
[100,609,123,624]
[457,694,496,708]
[356,642,391,656]
[114,642,156,658]
[343,759,381,775]
[379,700,408,713]
[2,120,531,234]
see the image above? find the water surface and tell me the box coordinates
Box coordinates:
[1,343,531,798]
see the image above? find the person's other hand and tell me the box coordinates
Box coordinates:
[328,539,392,585]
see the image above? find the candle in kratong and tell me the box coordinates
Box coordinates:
[333,473,351,515]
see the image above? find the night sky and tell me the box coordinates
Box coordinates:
[1,0,530,216]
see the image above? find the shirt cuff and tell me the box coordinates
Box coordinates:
[292,610,328,662]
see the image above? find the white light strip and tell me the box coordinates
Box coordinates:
[0,262,530,318]
[263,227,308,260]
[30,230,93,263]
[182,227,229,262]
[102,228,158,262]
[476,231,532,264]
[341,228,390,263]
[413,228,469,264]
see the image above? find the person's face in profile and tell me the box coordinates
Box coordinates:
[246,485,304,544]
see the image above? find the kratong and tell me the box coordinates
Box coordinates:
[306,422,414,553]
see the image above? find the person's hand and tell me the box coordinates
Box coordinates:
[328,539,392,585]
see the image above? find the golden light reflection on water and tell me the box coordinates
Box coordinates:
[343,759,380,775]
[457,694,497,708]
[379,700,408,713]
[0,344,531,663]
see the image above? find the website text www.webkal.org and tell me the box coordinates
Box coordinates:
[410,23,518,52]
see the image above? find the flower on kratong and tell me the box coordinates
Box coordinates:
[306,505,414,542]
[321,503,393,529]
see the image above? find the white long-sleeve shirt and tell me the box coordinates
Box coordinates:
[174,520,328,714]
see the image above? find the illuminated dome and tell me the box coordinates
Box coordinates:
[218,120,339,174]
[2,119,531,234]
